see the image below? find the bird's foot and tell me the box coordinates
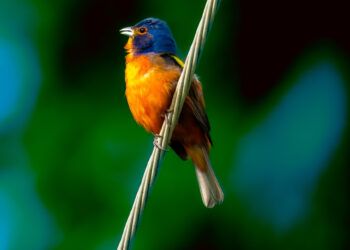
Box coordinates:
[162,108,174,126]
[153,134,168,151]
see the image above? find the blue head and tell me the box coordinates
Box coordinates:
[120,18,176,55]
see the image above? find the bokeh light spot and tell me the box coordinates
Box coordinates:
[232,61,347,232]
[0,39,22,124]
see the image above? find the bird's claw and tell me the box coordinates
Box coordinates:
[162,108,173,126]
[153,134,168,151]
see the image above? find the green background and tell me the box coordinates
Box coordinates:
[0,0,349,249]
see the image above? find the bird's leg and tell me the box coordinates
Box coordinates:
[153,134,168,151]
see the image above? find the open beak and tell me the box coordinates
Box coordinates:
[119,27,134,37]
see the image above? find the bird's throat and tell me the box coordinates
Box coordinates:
[124,38,134,54]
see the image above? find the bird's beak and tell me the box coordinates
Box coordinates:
[120,27,134,37]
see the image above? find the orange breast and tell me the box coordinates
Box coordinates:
[124,54,180,134]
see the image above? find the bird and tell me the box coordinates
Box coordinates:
[120,17,224,208]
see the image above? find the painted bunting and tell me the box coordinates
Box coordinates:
[120,18,223,208]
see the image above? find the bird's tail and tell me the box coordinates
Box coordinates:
[187,146,224,208]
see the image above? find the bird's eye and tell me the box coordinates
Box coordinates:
[138,27,147,34]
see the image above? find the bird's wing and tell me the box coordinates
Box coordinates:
[187,79,212,140]
[162,54,212,142]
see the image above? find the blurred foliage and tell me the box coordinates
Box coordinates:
[0,0,349,250]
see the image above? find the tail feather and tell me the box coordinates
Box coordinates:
[188,146,224,208]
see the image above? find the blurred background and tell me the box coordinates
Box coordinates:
[0,0,349,249]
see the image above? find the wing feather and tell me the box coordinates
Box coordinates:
[162,53,212,144]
